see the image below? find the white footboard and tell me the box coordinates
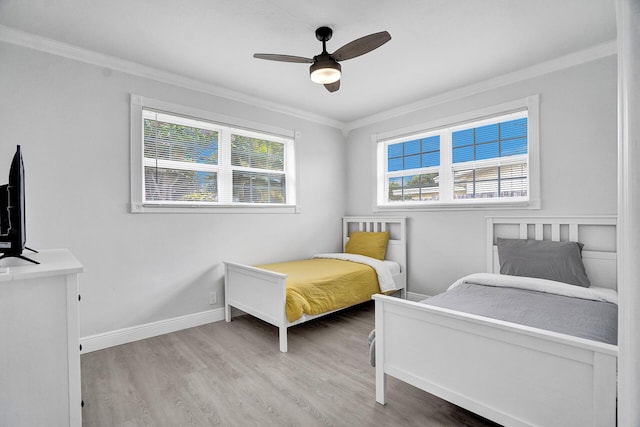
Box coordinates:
[224,261,289,352]
[373,294,617,427]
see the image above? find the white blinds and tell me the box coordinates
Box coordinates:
[229,133,286,204]
[143,110,219,203]
[142,108,292,206]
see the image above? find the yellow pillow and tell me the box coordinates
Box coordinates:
[345,231,390,261]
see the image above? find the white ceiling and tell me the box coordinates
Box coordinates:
[0,0,616,125]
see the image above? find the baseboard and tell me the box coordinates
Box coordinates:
[80,307,225,353]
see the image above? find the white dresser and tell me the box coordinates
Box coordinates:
[0,249,83,427]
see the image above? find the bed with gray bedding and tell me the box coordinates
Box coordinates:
[372,220,619,426]
[369,272,618,366]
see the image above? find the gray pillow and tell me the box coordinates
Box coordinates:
[497,238,591,287]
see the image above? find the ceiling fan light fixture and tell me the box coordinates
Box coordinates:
[254,27,391,92]
[310,58,341,84]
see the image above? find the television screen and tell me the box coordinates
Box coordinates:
[0,184,8,237]
[0,145,38,264]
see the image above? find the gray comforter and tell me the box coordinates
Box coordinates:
[422,282,618,345]
[369,277,618,366]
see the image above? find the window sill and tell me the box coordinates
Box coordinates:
[374,199,540,212]
[130,203,301,214]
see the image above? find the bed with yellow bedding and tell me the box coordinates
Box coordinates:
[259,257,395,323]
[224,217,406,352]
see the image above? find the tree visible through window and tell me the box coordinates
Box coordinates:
[144,115,219,203]
[231,135,286,203]
[141,109,294,207]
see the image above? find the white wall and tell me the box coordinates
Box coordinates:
[0,42,346,337]
[0,41,619,339]
[346,56,618,297]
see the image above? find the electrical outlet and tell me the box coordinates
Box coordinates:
[208,291,217,305]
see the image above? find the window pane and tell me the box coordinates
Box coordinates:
[231,135,284,171]
[452,116,528,164]
[452,169,474,183]
[474,180,499,198]
[501,178,527,197]
[144,119,218,165]
[387,136,440,171]
[452,128,474,147]
[476,166,499,181]
[388,157,403,172]
[404,140,421,155]
[145,166,217,202]
[388,177,404,201]
[454,166,499,199]
[419,173,440,201]
[402,175,420,203]
[388,143,403,158]
[232,171,286,203]
[388,174,439,202]
[422,151,439,167]
[422,136,440,152]
[501,137,527,156]
[476,142,499,160]
[501,163,527,179]
[501,118,527,139]
[453,145,474,163]
[405,154,420,169]
[453,164,527,199]
[476,123,498,143]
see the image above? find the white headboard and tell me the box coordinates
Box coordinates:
[342,216,407,274]
[486,216,617,290]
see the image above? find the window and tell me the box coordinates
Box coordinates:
[376,96,539,209]
[450,114,528,200]
[387,134,441,202]
[131,96,298,213]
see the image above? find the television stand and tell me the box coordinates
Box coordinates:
[0,249,84,426]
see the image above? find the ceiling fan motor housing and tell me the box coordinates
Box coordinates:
[310,55,341,84]
[315,26,333,42]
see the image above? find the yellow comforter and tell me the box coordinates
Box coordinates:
[256,258,381,322]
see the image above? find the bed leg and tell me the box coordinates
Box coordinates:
[376,369,386,405]
[279,326,288,353]
[225,303,231,322]
[374,297,386,404]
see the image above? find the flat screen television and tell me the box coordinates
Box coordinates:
[0,145,38,264]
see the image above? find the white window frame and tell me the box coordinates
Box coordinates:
[130,95,300,214]
[373,95,540,211]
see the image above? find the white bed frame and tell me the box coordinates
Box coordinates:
[225,216,407,353]
[373,216,618,427]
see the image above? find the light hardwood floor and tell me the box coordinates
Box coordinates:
[81,302,500,426]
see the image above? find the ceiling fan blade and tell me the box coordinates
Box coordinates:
[332,31,391,62]
[253,53,313,63]
[324,80,340,93]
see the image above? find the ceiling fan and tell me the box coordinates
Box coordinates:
[253,27,391,93]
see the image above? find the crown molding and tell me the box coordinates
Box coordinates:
[0,25,615,135]
[344,39,617,134]
[0,25,345,130]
